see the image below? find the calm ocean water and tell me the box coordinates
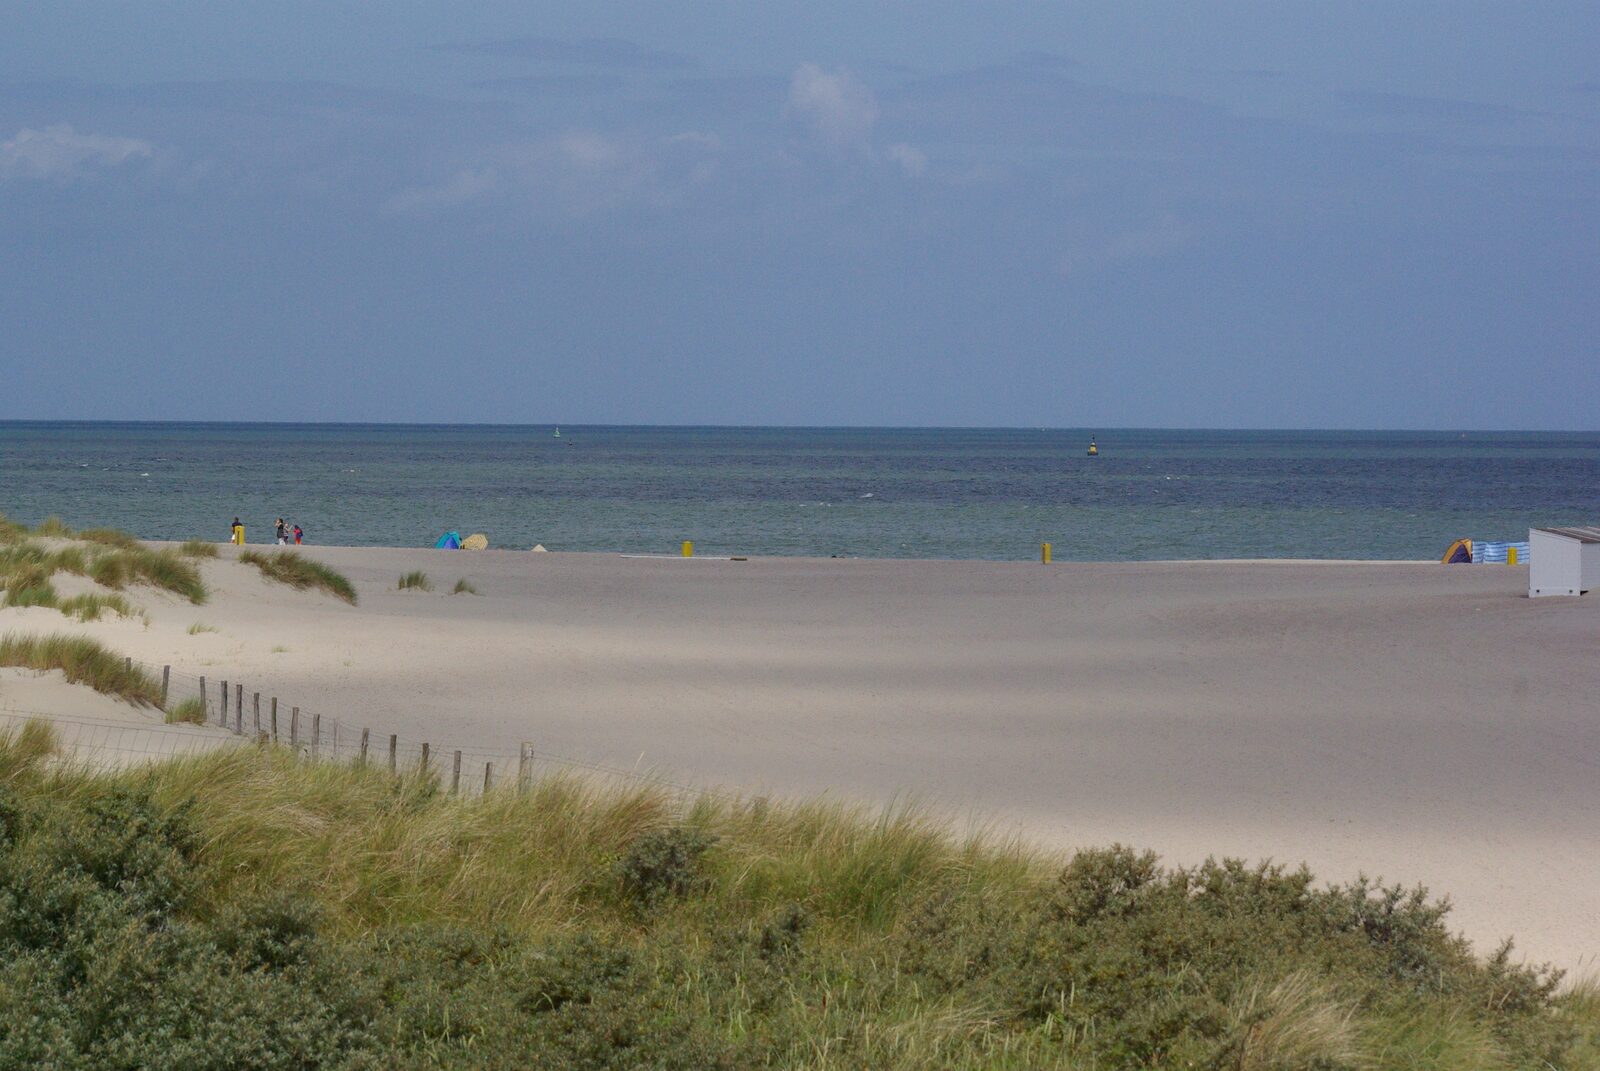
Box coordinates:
[2,423,1596,561]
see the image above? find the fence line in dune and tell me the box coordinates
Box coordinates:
[3,656,730,802]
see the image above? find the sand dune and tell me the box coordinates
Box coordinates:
[5,545,1597,973]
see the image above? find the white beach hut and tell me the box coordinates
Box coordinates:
[1528,526,1600,597]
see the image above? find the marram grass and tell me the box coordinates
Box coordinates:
[0,632,164,705]
[0,733,1589,1070]
[239,550,358,605]
[178,539,221,558]
[165,696,208,725]
[398,570,433,591]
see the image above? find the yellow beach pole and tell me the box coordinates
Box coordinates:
[1507,546,1518,565]
[682,540,694,558]
[1041,542,1052,564]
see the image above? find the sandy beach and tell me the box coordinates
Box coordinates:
[3,546,1596,974]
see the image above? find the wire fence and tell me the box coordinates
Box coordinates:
[4,655,724,801]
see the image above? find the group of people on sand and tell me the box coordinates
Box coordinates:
[227,517,304,546]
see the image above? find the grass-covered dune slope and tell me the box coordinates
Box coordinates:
[0,727,1594,1071]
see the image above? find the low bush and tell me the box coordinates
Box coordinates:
[238,551,357,605]
[398,570,433,592]
[0,732,1589,1069]
[0,632,165,705]
[179,539,221,558]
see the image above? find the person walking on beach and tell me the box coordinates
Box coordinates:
[230,517,245,545]
[293,523,304,545]
[275,518,289,545]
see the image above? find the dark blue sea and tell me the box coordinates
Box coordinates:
[1,424,1596,560]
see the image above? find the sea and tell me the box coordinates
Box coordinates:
[2,423,1596,561]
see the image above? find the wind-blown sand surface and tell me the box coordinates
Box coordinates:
[4,546,1596,973]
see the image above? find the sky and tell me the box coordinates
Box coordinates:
[1,1,1596,428]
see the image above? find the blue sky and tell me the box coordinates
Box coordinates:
[2,1,1596,427]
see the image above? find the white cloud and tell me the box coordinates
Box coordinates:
[383,168,499,215]
[1,124,153,180]
[886,142,927,177]
[786,63,879,147]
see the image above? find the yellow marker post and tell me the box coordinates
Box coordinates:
[1507,546,1518,565]
[1041,542,1052,564]
[681,540,694,558]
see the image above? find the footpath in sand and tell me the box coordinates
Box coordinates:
[5,545,1597,975]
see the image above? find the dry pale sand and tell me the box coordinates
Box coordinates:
[0,667,240,768]
[5,545,1597,973]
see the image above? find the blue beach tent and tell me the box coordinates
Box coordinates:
[434,531,462,549]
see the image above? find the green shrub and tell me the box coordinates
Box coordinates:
[0,632,164,705]
[178,539,221,558]
[398,570,433,592]
[0,736,1587,1070]
[239,551,358,605]
[615,826,717,909]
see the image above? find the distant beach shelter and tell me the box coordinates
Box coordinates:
[434,531,462,549]
[1441,538,1472,564]
[461,533,489,551]
[1529,526,1600,597]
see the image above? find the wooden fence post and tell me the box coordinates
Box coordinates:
[388,734,397,773]
[451,750,462,795]
[359,728,370,765]
[161,666,170,708]
[419,743,431,780]
[124,656,131,674]
[311,712,319,757]
[518,742,531,794]
[484,762,493,793]
[220,680,228,723]
[288,705,297,747]
[234,702,242,735]
[238,684,246,729]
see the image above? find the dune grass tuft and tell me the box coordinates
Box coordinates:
[451,577,479,595]
[0,512,27,544]
[239,550,357,605]
[32,515,73,538]
[77,527,141,550]
[165,697,208,725]
[0,632,164,705]
[178,539,221,558]
[1,562,59,609]
[56,592,136,622]
[83,546,206,604]
[398,570,433,592]
[187,622,219,635]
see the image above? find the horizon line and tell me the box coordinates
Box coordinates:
[3,419,1597,435]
